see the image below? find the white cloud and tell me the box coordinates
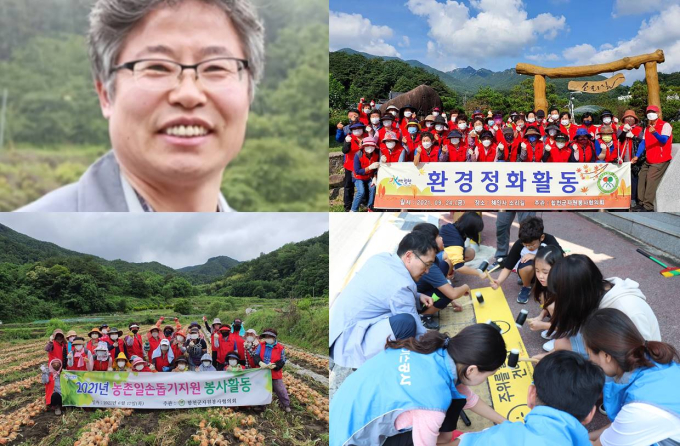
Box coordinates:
[562,5,680,83]
[398,36,411,48]
[329,11,401,57]
[526,53,560,61]
[613,0,680,16]
[405,0,567,64]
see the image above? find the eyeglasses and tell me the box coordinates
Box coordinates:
[112,57,249,91]
[413,252,434,269]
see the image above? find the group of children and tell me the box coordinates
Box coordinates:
[42,316,290,415]
[336,99,673,212]
[331,212,680,446]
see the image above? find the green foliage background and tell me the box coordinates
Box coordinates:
[0,0,328,211]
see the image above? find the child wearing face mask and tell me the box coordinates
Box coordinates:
[41,358,64,415]
[254,329,290,412]
[172,356,190,373]
[67,337,93,371]
[351,136,380,212]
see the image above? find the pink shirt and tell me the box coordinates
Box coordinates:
[394,384,480,446]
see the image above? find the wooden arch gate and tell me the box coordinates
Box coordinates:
[516,49,665,117]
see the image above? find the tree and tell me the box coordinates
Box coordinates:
[173,299,193,315]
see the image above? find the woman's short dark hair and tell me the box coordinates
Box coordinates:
[533,350,604,421]
[531,245,564,305]
[560,111,571,119]
[547,254,609,338]
[518,217,544,244]
[396,231,438,258]
[454,212,484,244]
[420,131,434,142]
[386,324,506,380]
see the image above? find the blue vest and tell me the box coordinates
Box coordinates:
[330,347,464,446]
[460,406,590,446]
[604,361,680,422]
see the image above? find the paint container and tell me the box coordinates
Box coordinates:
[508,349,520,368]
[515,309,528,328]
[486,319,502,333]
[476,291,484,304]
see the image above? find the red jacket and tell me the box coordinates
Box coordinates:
[85,339,99,356]
[415,145,439,163]
[560,124,579,141]
[573,141,597,163]
[47,341,66,365]
[216,336,238,365]
[644,120,673,163]
[344,135,363,171]
[381,145,404,163]
[92,358,110,372]
[377,126,401,143]
[597,138,620,163]
[476,142,497,162]
[442,141,467,162]
[544,141,571,162]
[401,133,421,161]
[258,342,285,380]
[126,333,144,359]
[152,352,172,371]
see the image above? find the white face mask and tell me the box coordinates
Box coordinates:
[203,361,212,367]
[265,338,275,345]
[75,345,83,351]
[190,334,199,340]
[352,129,363,136]
[117,361,126,368]
[482,140,492,147]
[551,114,559,120]
[451,138,460,145]
[556,142,566,149]
[176,336,184,342]
[404,111,413,118]
[178,364,186,370]
[110,335,118,341]
[91,334,99,339]
[548,130,557,137]
[474,125,483,133]
[161,345,169,351]
[422,142,432,150]
[602,117,612,124]
[432,112,439,116]
[68,337,75,343]
[390,110,397,116]
[458,123,467,130]
[96,351,108,361]
[229,360,238,366]
[101,330,108,335]
[246,336,255,342]
[363,108,370,114]
[425,122,433,128]
[364,146,375,154]
[561,119,570,126]
[383,120,392,127]
[370,117,380,125]
[435,125,444,131]
[386,141,396,149]
[527,118,536,123]
[647,113,658,121]
[135,364,144,371]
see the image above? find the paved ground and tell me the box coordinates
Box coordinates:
[330,211,680,433]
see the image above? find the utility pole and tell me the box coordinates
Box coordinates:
[0,89,7,150]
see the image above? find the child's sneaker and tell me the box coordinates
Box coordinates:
[517,286,531,304]
[541,330,554,340]
[542,339,555,352]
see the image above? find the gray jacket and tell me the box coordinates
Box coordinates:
[16,151,232,212]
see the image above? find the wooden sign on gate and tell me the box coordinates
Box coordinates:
[568,73,626,93]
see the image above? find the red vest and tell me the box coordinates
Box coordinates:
[560,124,578,141]
[523,140,544,163]
[260,342,285,380]
[416,146,439,163]
[67,350,90,371]
[216,336,237,364]
[402,133,421,161]
[354,150,379,180]
[476,142,496,162]
[85,340,98,355]
[377,126,400,143]
[92,358,109,372]
[147,333,162,353]
[48,341,66,364]
[545,141,571,163]
[380,146,404,163]
[229,334,246,360]
[108,339,127,359]
[644,120,673,163]
[618,126,642,161]
[443,141,467,162]
[597,138,620,163]
[152,352,171,371]
[126,333,144,359]
[574,141,597,163]
[344,135,363,171]
[45,373,57,405]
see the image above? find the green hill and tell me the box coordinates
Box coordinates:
[178,255,241,283]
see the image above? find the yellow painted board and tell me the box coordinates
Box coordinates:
[471,286,534,423]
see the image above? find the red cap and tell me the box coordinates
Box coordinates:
[646,105,660,113]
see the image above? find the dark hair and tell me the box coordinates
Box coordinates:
[518,217,544,244]
[549,106,559,114]
[560,111,571,120]
[582,112,593,120]
[386,324,506,380]
[472,117,484,125]
[583,308,679,372]
[456,114,468,123]
[397,231,438,258]
[531,245,564,305]
[547,254,610,337]
[420,131,434,142]
[454,212,484,244]
[533,350,604,421]
[370,109,381,118]
[412,222,439,241]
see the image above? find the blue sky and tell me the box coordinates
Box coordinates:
[329,0,680,84]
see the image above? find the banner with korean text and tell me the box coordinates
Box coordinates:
[61,369,272,409]
[374,162,631,210]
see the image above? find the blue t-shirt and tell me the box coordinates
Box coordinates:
[416,251,449,296]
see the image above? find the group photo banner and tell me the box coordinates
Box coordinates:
[374,162,631,210]
[61,369,273,409]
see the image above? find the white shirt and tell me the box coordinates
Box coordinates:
[600,402,680,446]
